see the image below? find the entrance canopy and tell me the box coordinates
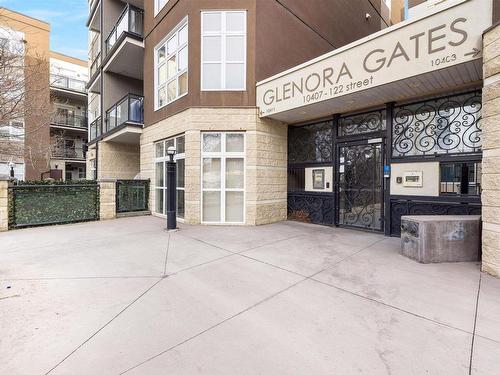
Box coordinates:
[256,0,492,124]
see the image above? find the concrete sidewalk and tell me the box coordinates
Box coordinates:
[1,216,499,374]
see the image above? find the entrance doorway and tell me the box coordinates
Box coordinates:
[336,140,383,231]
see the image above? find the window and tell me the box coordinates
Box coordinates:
[0,120,24,140]
[154,135,186,218]
[202,132,245,223]
[154,0,169,16]
[440,162,481,196]
[90,159,97,180]
[155,18,188,110]
[201,11,246,91]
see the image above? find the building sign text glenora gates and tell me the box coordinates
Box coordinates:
[256,0,492,117]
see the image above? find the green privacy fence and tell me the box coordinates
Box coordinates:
[116,179,149,213]
[8,181,99,229]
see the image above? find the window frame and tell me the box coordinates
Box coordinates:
[439,161,482,197]
[200,10,247,92]
[0,119,25,141]
[201,132,246,224]
[153,135,186,220]
[154,16,189,111]
[154,0,169,17]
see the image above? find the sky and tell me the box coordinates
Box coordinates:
[0,0,88,59]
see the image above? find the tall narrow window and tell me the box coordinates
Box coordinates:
[201,11,246,91]
[202,132,245,223]
[155,18,188,110]
[154,135,186,218]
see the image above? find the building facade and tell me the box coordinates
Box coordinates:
[87,0,395,224]
[0,8,88,181]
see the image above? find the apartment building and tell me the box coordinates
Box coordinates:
[86,0,395,224]
[0,8,88,181]
[49,52,89,181]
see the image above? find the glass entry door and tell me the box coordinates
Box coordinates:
[336,140,383,231]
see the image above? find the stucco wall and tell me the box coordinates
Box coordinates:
[481,23,500,277]
[140,107,287,225]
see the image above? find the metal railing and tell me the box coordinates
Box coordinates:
[105,94,144,133]
[105,4,143,55]
[51,146,86,160]
[52,114,88,129]
[89,116,102,141]
[51,74,87,93]
[89,51,101,79]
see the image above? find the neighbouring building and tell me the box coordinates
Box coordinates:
[49,52,89,181]
[86,0,396,224]
[0,8,88,181]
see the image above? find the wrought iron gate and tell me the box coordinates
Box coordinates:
[336,140,384,231]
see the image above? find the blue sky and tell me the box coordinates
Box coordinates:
[1,0,88,59]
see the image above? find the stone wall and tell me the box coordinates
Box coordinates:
[482,23,500,277]
[99,180,116,220]
[140,107,287,225]
[0,179,9,231]
[98,141,140,180]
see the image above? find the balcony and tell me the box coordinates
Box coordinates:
[87,0,101,31]
[102,4,144,80]
[51,74,88,100]
[51,114,88,130]
[51,145,86,160]
[94,94,144,144]
[89,116,102,141]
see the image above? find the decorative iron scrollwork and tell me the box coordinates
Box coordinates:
[392,92,482,158]
[338,110,386,137]
[288,121,333,164]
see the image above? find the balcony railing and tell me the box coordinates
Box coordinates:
[89,116,102,141]
[52,114,88,129]
[51,146,86,160]
[105,4,144,55]
[89,51,101,79]
[51,74,87,93]
[105,94,144,133]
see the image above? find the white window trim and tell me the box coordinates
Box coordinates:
[0,119,25,140]
[154,0,169,17]
[200,10,247,92]
[154,16,189,111]
[153,136,186,221]
[201,132,246,224]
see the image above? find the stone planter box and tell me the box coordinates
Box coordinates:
[401,215,481,263]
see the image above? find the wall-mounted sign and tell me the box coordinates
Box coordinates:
[256,0,492,118]
[403,171,423,187]
[312,169,325,189]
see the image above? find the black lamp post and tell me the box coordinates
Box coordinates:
[166,146,177,231]
[8,162,14,179]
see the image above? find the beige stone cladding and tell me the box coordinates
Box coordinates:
[482,24,500,278]
[0,179,9,231]
[98,141,140,180]
[99,180,116,220]
[140,107,288,225]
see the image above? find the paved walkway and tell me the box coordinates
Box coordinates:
[1,216,499,374]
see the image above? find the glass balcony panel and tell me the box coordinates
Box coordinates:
[105,5,144,55]
[103,94,143,137]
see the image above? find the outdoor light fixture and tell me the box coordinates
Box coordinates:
[8,162,14,178]
[166,146,177,231]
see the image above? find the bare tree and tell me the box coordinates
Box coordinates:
[0,15,55,177]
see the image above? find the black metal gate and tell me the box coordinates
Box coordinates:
[336,140,384,231]
[116,180,149,213]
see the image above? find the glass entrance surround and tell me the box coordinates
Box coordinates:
[202,132,245,223]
